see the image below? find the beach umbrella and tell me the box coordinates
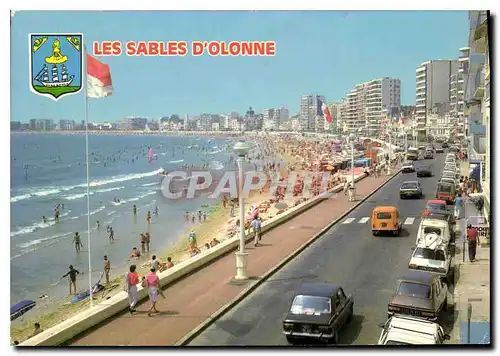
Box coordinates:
[275,202,288,210]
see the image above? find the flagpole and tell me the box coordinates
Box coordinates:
[84,45,94,307]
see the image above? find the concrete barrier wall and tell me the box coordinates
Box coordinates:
[21,166,388,346]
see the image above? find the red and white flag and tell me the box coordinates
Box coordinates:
[87,54,113,98]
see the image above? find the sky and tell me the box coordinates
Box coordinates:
[11,11,469,123]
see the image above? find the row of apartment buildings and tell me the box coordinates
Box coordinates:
[465,10,490,215]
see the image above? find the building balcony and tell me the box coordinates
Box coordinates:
[472,69,485,101]
[458,55,469,62]
[473,18,489,53]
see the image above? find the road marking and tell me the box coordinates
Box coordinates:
[342,218,356,224]
[358,217,370,224]
[404,217,415,225]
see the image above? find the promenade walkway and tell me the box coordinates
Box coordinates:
[69,166,401,346]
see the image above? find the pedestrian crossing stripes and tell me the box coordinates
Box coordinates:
[404,217,415,225]
[342,216,420,225]
[342,218,356,224]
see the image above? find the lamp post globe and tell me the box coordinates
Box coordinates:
[234,141,249,157]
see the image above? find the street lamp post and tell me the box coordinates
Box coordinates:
[234,141,250,280]
[387,128,392,175]
[351,140,355,189]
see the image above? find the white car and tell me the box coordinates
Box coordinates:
[378,316,450,345]
[401,161,415,173]
[416,219,451,246]
[409,235,453,282]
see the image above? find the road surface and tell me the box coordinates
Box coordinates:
[189,153,451,346]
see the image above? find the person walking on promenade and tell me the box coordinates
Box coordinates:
[103,255,111,285]
[144,267,165,317]
[252,216,262,247]
[466,224,479,262]
[348,184,355,202]
[125,265,140,314]
[230,201,235,217]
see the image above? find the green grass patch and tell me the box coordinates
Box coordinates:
[33,85,80,98]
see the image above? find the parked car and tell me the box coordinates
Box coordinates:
[435,147,444,153]
[401,161,415,173]
[378,316,450,345]
[400,181,423,199]
[436,182,455,204]
[416,166,433,178]
[282,283,354,344]
[422,199,448,216]
[442,142,449,148]
[409,239,454,283]
[416,218,452,247]
[424,150,434,159]
[387,271,448,321]
[423,212,455,240]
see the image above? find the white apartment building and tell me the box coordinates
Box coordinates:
[449,47,470,134]
[326,101,345,132]
[341,77,400,136]
[415,60,459,136]
[263,106,288,131]
[299,94,325,131]
[365,78,401,136]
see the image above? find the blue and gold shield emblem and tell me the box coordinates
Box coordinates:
[29,33,83,101]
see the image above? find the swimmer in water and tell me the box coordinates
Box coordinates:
[42,216,47,223]
[133,204,137,215]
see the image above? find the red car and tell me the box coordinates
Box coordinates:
[422,199,447,216]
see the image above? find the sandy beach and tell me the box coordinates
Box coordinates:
[10,133,373,342]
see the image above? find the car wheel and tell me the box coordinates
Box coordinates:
[400,195,404,199]
[286,336,296,344]
[372,230,377,236]
[333,330,340,344]
[443,297,449,311]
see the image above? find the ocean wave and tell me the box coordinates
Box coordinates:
[17,231,73,249]
[10,168,163,203]
[88,206,106,216]
[209,149,224,155]
[64,192,94,200]
[126,191,156,202]
[209,161,224,170]
[107,210,116,216]
[10,210,72,237]
[96,186,125,193]
[141,182,158,187]
[168,159,184,164]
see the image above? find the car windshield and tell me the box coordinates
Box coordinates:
[423,226,442,236]
[290,295,331,315]
[376,212,392,219]
[414,247,446,261]
[401,183,418,189]
[437,184,453,193]
[397,282,431,299]
[427,203,445,211]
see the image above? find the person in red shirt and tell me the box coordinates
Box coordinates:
[467,224,480,262]
[126,265,140,314]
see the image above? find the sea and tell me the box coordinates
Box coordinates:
[10,133,252,312]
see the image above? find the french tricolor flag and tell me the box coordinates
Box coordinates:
[86,54,113,98]
[317,97,332,123]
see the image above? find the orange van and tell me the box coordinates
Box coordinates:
[372,206,402,236]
